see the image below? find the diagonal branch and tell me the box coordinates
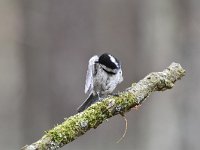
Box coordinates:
[22,62,185,150]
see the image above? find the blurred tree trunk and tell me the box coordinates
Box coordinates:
[0,0,24,150]
[22,0,52,143]
[134,0,182,149]
[178,0,200,150]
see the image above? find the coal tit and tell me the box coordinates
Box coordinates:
[77,53,123,112]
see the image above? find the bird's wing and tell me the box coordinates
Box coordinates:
[85,55,99,94]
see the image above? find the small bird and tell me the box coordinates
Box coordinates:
[77,53,123,112]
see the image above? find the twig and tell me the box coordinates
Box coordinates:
[116,115,128,143]
[21,62,185,150]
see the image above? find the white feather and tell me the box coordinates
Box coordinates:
[108,54,119,68]
[84,55,99,94]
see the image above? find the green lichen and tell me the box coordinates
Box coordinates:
[45,92,137,148]
[47,116,80,145]
[114,92,137,111]
[38,142,47,150]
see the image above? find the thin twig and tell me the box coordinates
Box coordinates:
[116,115,128,143]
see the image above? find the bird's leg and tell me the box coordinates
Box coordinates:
[97,93,104,101]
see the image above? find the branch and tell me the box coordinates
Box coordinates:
[22,62,185,150]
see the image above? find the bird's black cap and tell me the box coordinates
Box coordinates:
[98,53,120,69]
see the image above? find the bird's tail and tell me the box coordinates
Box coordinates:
[77,93,99,112]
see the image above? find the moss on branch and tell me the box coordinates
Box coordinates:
[22,62,185,150]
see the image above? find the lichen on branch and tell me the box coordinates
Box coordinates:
[22,62,185,150]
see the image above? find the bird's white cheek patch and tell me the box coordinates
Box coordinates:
[109,54,119,67]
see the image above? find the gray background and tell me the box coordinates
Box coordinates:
[0,0,199,150]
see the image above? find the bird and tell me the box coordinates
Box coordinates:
[77,53,123,112]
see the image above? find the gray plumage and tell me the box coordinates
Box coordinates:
[77,53,123,112]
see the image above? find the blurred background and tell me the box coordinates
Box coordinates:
[0,0,199,150]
